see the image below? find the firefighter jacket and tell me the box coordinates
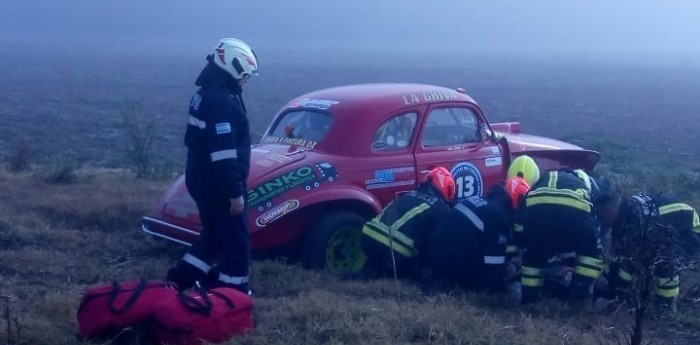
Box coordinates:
[427,188,512,292]
[519,170,603,303]
[362,183,451,260]
[184,55,251,199]
[608,193,700,300]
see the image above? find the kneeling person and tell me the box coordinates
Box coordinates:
[427,177,530,293]
[361,167,454,279]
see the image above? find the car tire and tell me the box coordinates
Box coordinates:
[302,212,368,277]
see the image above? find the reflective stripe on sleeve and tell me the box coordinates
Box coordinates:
[362,225,417,258]
[506,245,519,254]
[188,115,206,129]
[210,149,238,162]
[392,203,430,232]
[455,203,485,231]
[183,253,211,274]
[658,203,695,216]
[484,256,506,264]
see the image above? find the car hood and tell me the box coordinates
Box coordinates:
[249,144,308,184]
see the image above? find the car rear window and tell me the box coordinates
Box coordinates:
[263,110,334,148]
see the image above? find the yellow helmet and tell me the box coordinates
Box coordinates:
[507,155,540,186]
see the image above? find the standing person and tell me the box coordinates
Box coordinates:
[166,38,259,295]
[426,177,531,294]
[596,188,700,314]
[508,156,604,305]
[361,167,455,280]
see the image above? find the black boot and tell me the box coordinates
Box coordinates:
[166,261,207,291]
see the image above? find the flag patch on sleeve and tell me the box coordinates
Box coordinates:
[215,122,232,134]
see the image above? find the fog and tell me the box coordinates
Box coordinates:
[2,0,700,63]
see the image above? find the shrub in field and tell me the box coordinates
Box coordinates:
[613,219,693,345]
[119,101,162,178]
[38,157,78,185]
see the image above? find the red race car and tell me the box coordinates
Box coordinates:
[142,83,600,275]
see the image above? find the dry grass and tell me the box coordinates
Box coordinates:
[0,167,697,345]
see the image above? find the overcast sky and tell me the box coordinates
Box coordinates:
[2,1,700,60]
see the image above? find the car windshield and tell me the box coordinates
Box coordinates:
[262,110,334,149]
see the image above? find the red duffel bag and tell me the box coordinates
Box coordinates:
[151,287,255,345]
[77,279,179,339]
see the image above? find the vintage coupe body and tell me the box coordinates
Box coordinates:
[142,83,600,275]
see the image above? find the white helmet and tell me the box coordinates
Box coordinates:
[213,38,259,80]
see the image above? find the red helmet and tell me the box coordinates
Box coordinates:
[504,177,531,209]
[424,167,456,201]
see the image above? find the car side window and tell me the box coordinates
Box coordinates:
[422,107,480,147]
[372,112,418,152]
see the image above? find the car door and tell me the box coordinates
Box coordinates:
[361,110,421,207]
[413,103,505,200]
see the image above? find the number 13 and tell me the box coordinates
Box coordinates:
[456,175,475,198]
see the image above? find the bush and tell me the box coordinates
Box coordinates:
[119,101,162,178]
[39,157,79,185]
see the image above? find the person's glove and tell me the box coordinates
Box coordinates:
[229,196,245,215]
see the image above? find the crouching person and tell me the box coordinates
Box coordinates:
[361,167,454,280]
[426,177,530,294]
[596,187,700,315]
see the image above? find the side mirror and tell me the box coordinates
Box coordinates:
[480,124,496,143]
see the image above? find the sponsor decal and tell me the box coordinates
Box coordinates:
[316,162,339,182]
[262,136,318,149]
[365,166,415,190]
[215,122,231,134]
[255,199,299,227]
[491,146,501,155]
[498,234,509,245]
[401,90,459,105]
[485,157,503,167]
[451,162,484,199]
[248,166,316,207]
[256,152,294,167]
[252,148,269,153]
[367,180,414,190]
[289,98,339,110]
[248,162,338,207]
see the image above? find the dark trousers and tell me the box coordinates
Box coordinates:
[167,166,251,291]
[521,204,602,303]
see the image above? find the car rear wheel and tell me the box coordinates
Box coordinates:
[302,212,367,276]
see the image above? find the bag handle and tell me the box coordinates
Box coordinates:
[178,285,214,316]
[208,289,236,309]
[108,279,149,314]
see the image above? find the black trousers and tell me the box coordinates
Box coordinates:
[167,163,251,290]
[521,204,602,303]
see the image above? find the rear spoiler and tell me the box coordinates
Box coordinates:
[490,122,521,135]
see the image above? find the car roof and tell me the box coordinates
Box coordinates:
[284,83,477,119]
[272,83,481,157]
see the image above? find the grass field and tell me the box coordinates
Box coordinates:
[0,47,699,344]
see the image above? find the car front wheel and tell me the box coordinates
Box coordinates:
[302,212,367,276]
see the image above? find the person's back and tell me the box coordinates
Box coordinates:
[519,169,603,304]
[361,167,454,278]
